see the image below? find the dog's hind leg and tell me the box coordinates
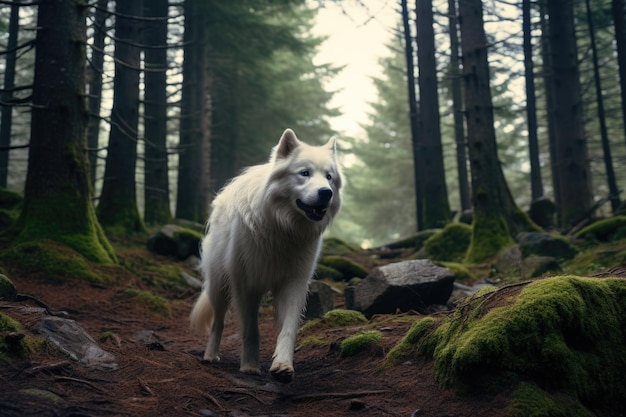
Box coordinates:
[235,290,262,375]
[269,280,309,383]
[203,283,229,362]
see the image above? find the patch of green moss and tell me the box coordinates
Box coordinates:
[143,264,189,291]
[0,274,17,300]
[339,330,382,357]
[575,216,626,243]
[318,256,368,280]
[424,223,472,262]
[508,382,592,417]
[413,276,626,412]
[0,240,103,283]
[122,288,172,318]
[465,212,515,264]
[437,262,475,281]
[322,237,358,255]
[314,264,343,281]
[0,312,43,360]
[19,388,64,404]
[300,309,368,333]
[385,317,437,366]
[562,240,626,276]
[0,190,21,232]
[297,335,330,350]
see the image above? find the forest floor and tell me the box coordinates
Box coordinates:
[0,242,516,417]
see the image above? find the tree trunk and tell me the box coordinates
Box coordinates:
[143,0,173,225]
[612,0,626,152]
[86,0,107,188]
[586,0,620,213]
[458,0,537,263]
[522,0,544,201]
[546,0,593,228]
[0,0,21,188]
[447,0,471,213]
[97,0,145,235]
[415,0,451,228]
[401,0,424,231]
[176,0,210,223]
[15,0,115,264]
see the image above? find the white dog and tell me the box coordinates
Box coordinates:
[190,128,342,383]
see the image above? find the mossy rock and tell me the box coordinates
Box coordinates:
[300,309,368,333]
[318,255,368,281]
[385,316,437,366]
[0,240,102,283]
[0,274,17,300]
[314,263,343,281]
[508,382,593,417]
[385,230,439,251]
[0,188,22,210]
[339,330,382,357]
[121,289,172,318]
[322,237,358,255]
[424,223,472,262]
[0,312,43,360]
[390,276,626,414]
[575,216,626,243]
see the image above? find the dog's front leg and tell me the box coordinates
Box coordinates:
[237,293,261,375]
[270,283,308,383]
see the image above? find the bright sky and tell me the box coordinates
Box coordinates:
[312,1,398,137]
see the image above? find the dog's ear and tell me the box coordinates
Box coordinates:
[275,129,300,159]
[325,136,338,155]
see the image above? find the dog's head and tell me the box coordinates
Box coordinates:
[269,128,342,227]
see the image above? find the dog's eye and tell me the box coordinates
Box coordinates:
[300,170,310,177]
[326,174,332,181]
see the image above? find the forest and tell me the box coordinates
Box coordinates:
[2,0,626,416]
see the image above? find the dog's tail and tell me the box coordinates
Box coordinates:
[189,290,214,335]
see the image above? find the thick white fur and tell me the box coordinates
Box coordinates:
[189,129,342,383]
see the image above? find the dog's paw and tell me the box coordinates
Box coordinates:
[201,353,220,363]
[270,362,294,383]
[239,365,261,375]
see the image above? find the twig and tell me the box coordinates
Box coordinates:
[285,389,390,403]
[54,376,106,393]
[24,361,71,376]
[194,388,223,409]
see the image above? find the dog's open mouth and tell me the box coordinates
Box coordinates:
[296,199,327,222]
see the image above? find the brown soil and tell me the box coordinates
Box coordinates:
[0,246,513,417]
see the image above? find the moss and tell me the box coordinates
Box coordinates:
[562,240,626,276]
[0,240,103,283]
[300,309,368,333]
[318,256,368,279]
[297,335,330,350]
[122,289,172,318]
[0,188,22,209]
[413,276,626,411]
[0,312,43,360]
[322,237,358,255]
[19,388,64,404]
[575,216,626,243]
[385,317,437,366]
[465,212,515,264]
[0,274,17,300]
[13,184,116,264]
[508,383,592,417]
[438,262,475,281]
[143,264,189,291]
[423,223,471,262]
[339,330,382,357]
[314,264,343,281]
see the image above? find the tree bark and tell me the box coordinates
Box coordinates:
[447,0,471,213]
[86,0,108,188]
[16,0,115,264]
[458,0,536,262]
[175,0,210,222]
[0,0,22,188]
[97,0,145,235]
[143,0,173,225]
[612,0,626,152]
[400,0,424,231]
[415,0,451,228]
[522,0,544,201]
[546,0,593,227]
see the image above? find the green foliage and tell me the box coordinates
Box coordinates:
[385,317,437,366]
[508,383,593,417]
[0,274,17,300]
[423,223,472,262]
[339,330,382,358]
[408,276,626,412]
[0,312,43,360]
[300,309,368,333]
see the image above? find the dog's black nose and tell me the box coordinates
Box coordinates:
[318,187,333,202]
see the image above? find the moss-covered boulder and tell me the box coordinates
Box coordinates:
[387,276,626,415]
[0,188,22,232]
[339,330,382,358]
[317,255,368,281]
[322,237,359,256]
[423,223,471,262]
[575,216,626,243]
[147,224,203,260]
[0,274,17,300]
[0,312,43,361]
[516,232,578,260]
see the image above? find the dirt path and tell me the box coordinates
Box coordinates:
[0,253,511,417]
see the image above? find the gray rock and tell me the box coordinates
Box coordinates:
[493,246,522,277]
[147,224,202,259]
[36,316,117,370]
[305,281,334,320]
[522,255,560,278]
[351,260,455,317]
